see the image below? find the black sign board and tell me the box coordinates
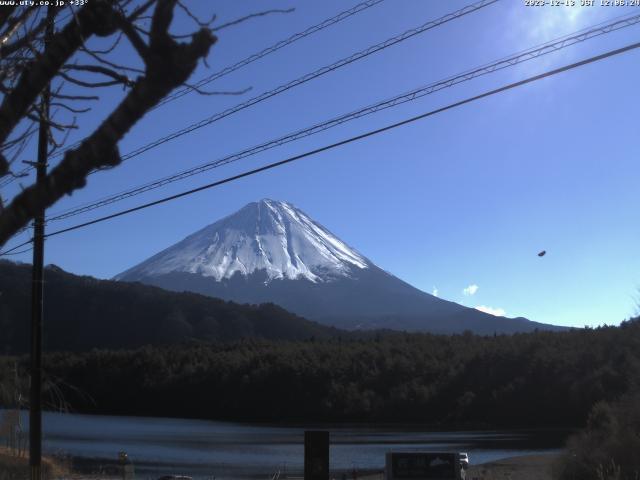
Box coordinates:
[387,452,459,480]
[304,430,329,480]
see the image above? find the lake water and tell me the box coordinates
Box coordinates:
[3,410,568,480]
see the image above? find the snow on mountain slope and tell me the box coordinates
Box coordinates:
[115,199,370,284]
[115,199,565,334]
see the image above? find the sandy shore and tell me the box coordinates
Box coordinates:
[467,453,559,480]
[356,454,560,480]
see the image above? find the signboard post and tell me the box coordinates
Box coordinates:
[304,430,329,480]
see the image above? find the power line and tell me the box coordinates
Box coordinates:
[0,167,31,188]
[156,0,387,108]
[0,238,33,256]
[42,0,388,161]
[1,0,387,188]
[49,0,498,167]
[38,40,640,241]
[0,245,33,256]
[5,0,494,241]
[44,10,640,223]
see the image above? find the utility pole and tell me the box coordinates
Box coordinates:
[30,7,54,480]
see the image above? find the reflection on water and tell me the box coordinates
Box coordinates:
[3,410,568,479]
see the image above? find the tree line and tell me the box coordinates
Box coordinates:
[1,318,638,428]
[0,260,339,354]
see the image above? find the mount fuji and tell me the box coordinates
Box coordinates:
[115,199,561,334]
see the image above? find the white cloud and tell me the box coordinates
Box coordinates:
[463,284,479,296]
[432,287,438,297]
[475,305,506,317]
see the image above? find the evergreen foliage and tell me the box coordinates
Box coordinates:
[1,319,638,427]
[0,260,339,353]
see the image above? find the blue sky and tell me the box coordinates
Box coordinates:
[2,0,640,328]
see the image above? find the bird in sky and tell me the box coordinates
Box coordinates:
[538,250,546,257]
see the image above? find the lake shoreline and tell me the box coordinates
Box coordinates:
[1,409,567,479]
[76,453,563,479]
[1,449,562,480]
[24,407,580,431]
[3,406,580,432]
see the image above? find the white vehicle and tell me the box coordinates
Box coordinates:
[459,453,469,469]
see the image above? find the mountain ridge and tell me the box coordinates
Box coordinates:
[0,260,340,353]
[116,199,565,334]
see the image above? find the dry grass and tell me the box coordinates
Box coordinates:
[0,446,70,480]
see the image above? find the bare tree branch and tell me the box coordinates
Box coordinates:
[62,64,134,87]
[26,112,78,131]
[213,8,295,32]
[0,0,216,247]
[0,7,35,46]
[1,122,37,153]
[48,114,75,155]
[126,0,158,23]
[57,71,125,88]
[177,0,216,28]
[183,83,251,97]
[49,102,91,114]
[0,13,50,58]
[0,1,121,147]
[0,6,18,32]
[80,31,123,55]
[118,16,150,60]
[79,44,144,74]
[51,92,99,101]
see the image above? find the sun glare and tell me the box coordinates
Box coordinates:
[527,4,595,41]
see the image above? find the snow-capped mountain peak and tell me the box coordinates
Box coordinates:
[114,199,560,335]
[115,199,370,283]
